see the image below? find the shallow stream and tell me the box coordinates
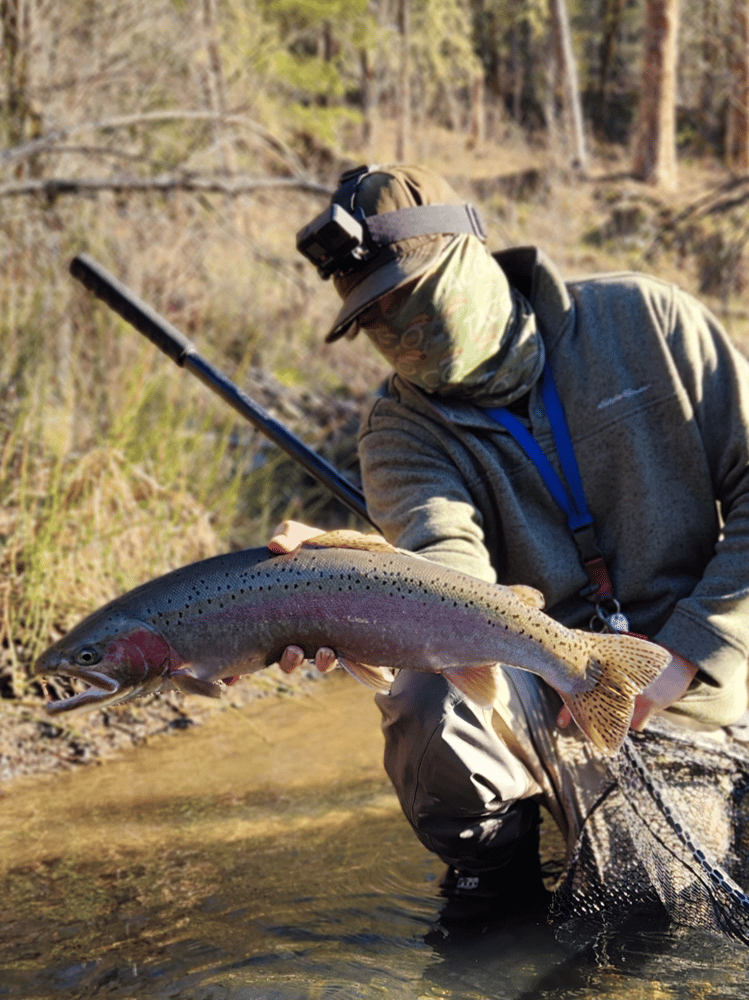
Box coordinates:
[2,674,748,999]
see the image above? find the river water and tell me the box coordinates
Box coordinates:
[2,673,748,999]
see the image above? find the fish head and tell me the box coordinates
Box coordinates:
[34,614,181,715]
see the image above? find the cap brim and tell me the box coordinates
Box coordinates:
[325,238,452,343]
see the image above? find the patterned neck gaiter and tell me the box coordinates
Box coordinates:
[360,235,544,408]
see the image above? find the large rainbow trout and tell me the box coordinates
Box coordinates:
[35,531,671,755]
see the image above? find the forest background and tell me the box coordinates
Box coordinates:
[2,0,749,766]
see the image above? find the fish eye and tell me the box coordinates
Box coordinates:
[74,647,102,666]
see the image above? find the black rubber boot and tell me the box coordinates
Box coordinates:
[438,809,550,924]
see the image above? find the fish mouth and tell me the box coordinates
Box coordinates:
[34,662,137,716]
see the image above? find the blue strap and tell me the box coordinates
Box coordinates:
[484,362,629,631]
[484,361,593,533]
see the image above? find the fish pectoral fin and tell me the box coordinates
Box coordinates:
[337,656,395,692]
[506,583,546,609]
[300,529,398,554]
[169,668,223,699]
[444,664,499,709]
[560,633,672,756]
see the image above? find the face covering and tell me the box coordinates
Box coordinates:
[359,235,544,408]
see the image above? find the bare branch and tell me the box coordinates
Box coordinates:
[0,173,333,199]
[0,109,308,178]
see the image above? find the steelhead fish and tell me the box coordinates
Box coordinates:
[34,530,671,755]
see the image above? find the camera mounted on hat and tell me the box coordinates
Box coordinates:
[296,164,487,279]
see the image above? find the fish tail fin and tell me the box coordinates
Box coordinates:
[560,633,671,756]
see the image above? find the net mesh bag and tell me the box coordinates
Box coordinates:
[550,716,749,945]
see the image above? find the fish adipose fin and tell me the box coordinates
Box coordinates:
[561,633,671,756]
[337,656,395,692]
[444,664,500,709]
[169,668,223,699]
[300,530,398,554]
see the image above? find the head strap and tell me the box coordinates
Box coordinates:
[296,164,486,278]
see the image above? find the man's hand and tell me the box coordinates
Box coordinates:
[267,520,337,675]
[557,646,699,733]
[628,650,698,730]
[267,519,326,554]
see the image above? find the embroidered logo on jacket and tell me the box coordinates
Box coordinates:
[597,385,651,410]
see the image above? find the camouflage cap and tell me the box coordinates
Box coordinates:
[325,165,467,342]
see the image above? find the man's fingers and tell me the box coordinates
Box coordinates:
[268,520,326,554]
[314,648,337,672]
[279,645,337,674]
[630,696,652,731]
[279,645,305,673]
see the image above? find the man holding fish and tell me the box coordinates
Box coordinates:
[35,164,749,926]
[279,163,749,921]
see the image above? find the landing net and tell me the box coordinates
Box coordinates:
[551,717,749,946]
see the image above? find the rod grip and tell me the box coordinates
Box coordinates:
[69,253,373,526]
[70,253,194,366]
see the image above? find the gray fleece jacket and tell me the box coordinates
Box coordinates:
[357,246,749,727]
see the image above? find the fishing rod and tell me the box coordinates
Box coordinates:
[69,253,373,528]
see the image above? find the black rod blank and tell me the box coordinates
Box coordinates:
[69,253,372,527]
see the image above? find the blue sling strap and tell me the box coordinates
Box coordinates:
[484,360,629,633]
[484,365,593,534]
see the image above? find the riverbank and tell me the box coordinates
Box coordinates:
[0,664,321,787]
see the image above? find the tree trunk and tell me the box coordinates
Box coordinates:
[632,0,680,190]
[510,21,522,124]
[597,0,626,135]
[469,71,485,146]
[201,0,233,175]
[360,46,377,150]
[699,0,719,150]
[1,0,39,150]
[548,0,588,173]
[726,0,749,171]
[395,0,410,160]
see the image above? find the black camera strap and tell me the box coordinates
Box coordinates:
[335,164,486,250]
[298,164,488,276]
[365,203,486,246]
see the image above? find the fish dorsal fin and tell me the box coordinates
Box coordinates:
[444,664,500,709]
[300,530,398,554]
[337,656,395,692]
[507,584,546,609]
